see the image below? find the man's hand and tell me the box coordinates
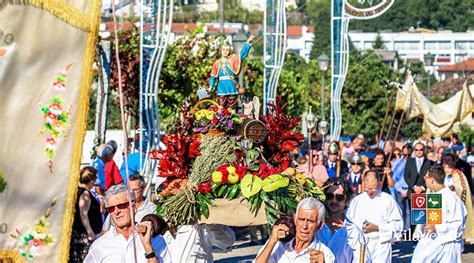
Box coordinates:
[138,221,153,251]
[269,224,289,243]
[383,167,392,176]
[362,222,379,233]
[247,34,256,43]
[401,189,408,198]
[423,224,436,234]
[310,249,324,263]
[413,186,424,193]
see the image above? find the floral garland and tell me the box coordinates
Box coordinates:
[38,65,72,173]
[193,106,242,133]
[10,198,57,260]
[155,98,324,226]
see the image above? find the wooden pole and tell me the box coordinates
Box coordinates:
[382,111,405,186]
[377,88,395,147]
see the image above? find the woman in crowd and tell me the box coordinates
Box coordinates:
[69,167,103,262]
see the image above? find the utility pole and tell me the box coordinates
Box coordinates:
[219,0,224,33]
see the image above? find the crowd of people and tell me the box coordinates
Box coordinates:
[67,132,473,262]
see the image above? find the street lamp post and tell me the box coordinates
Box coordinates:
[424,53,434,99]
[317,53,330,155]
[305,107,316,174]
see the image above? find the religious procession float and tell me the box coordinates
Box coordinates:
[152,97,324,227]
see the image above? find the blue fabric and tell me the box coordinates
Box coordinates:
[210,43,251,96]
[392,158,409,193]
[92,158,105,190]
[119,152,143,183]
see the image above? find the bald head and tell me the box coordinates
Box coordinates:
[364,170,380,198]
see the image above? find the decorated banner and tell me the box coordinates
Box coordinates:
[0,0,101,262]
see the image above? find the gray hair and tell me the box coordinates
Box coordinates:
[105,184,135,204]
[129,174,145,188]
[296,197,325,224]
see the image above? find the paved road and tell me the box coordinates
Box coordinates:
[214,240,474,262]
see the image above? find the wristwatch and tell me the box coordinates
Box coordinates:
[144,250,156,259]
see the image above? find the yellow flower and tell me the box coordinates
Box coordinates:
[195,109,215,121]
[295,174,306,185]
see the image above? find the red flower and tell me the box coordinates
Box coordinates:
[281,161,290,171]
[162,181,170,189]
[212,117,218,125]
[149,149,160,159]
[236,165,248,180]
[221,173,228,185]
[222,108,230,115]
[217,164,230,177]
[198,182,212,194]
[210,106,218,112]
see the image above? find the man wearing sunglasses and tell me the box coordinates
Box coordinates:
[412,166,467,262]
[317,178,370,262]
[85,185,161,263]
[347,170,403,262]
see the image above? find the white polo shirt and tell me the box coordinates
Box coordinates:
[257,238,335,263]
[84,227,171,263]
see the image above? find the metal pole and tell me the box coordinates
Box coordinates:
[219,0,224,33]
[308,127,312,174]
[321,75,325,164]
[321,75,325,119]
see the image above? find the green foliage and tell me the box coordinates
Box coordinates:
[341,51,400,138]
[458,124,474,147]
[350,0,474,32]
[308,1,331,60]
[0,170,7,193]
[373,33,385,49]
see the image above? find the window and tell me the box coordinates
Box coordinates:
[424,41,436,50]
[305,41,312,50]
[438,41,452,50]
[455,41,471,50]
[394,41,420,50]
[364,41,374,50]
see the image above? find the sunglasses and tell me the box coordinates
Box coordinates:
[415,149,424,152]
[351,163,361,166]
[326,193,345,202]
[106,201,130,213]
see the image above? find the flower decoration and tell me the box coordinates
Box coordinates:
[38,65,72,173]
[193,106,242,134]
[10,198,57,260]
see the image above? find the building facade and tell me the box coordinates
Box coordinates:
[348,29,474,79]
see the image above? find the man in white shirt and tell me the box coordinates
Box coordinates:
[347,170,403,262]
[85,185,168,263]
[255,197,335,263]
[412,166,467,262]
[317,177,370,262]
[102,175,157,232]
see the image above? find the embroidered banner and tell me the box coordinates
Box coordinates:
[0,0,101,261]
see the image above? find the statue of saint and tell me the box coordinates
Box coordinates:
[208,34,255,110]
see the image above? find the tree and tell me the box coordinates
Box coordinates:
[372,33,385,49]
[308,1,331,60]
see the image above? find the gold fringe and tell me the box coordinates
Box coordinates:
[56,0,102,262]
[0,251,25,263]
[3,0,94,32]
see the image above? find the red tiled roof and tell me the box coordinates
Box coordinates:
[307,26,314,33]
[438,58,474,72]
[287,25,302,37]
[206,25,239,34]
[172,23,197,33]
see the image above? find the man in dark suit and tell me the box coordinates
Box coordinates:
[346,152,364,194]
[326,142,349,179]
[404,142,433,196]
